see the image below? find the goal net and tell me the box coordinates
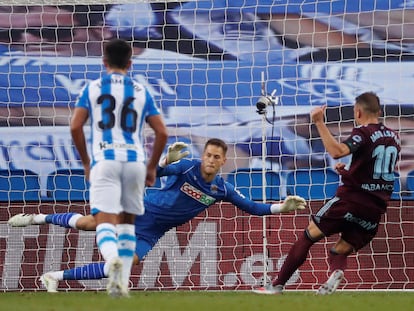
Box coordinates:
[0,0,413,292]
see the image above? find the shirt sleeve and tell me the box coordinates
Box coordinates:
[144,89,161,118]
[156,158,192,177]
[75,85,90,110]
[224,182,272,216]
[342,127,366,154]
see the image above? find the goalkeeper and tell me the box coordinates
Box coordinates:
[8,138,306,293]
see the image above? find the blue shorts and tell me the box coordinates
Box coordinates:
[134,211,174,260]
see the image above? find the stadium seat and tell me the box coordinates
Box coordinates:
[47,169,89,201]
[0,169,41,202]
[227,168,281,201]
[286,169,339,200]
[406,170,414,193]
[391,172,402,200]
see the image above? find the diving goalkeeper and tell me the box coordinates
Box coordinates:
[8,138,306,293]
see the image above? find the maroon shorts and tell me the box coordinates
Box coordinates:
[311,196,384,251]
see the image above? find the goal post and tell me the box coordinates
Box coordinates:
[0,0,413,292]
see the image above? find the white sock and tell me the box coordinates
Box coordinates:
[96,223,118,262]
[33,214,47,225]
[68,214,83,229]
[47,270,64,281]
[117,223,136,288]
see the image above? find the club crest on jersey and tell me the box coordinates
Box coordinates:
[352,135,362,143]
[181,182,215,205]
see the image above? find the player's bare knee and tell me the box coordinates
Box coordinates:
[304,229,323,243]
[332,240,354,255]
[305,221,324,242]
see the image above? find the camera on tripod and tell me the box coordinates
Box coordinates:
[256,90,278,115]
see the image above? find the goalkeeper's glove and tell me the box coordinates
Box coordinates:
[159,142,190,167]
[270,195,307,214]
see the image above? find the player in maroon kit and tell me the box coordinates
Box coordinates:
[253,92,401,295]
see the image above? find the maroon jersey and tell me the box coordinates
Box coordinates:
[336,123,401,208]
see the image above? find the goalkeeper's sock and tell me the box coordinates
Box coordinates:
[272,230,315,287]
[328,249,348,272]
[45,270,64,281]
[32,214,47,225]
[63,263,106,280]
[45,213,82,229]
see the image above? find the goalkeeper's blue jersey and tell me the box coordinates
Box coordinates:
[143,158,273,228]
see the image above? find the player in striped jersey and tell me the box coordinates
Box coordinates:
[69,38,168,297]
[9,138,306,293]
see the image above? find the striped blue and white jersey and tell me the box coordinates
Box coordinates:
[75,73,160,163]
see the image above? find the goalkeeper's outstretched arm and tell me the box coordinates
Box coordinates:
[270,195,307,214]
[227,182,307,216]
[159,142,190,167]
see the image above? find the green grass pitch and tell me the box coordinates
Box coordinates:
[1,291,413,311]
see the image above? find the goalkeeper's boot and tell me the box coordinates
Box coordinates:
[8,213,34,227]
[40,273,58,293]
[252,284,283,295]
[107,257,128,298]
[316,269,344,295]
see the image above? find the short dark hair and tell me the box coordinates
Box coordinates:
[205,138,228,155]
[355,92,381,115]
[104,39,132,69]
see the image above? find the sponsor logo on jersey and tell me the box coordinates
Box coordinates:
[99,141,138,150]
[181,182,215,205]
[361,183,394,191]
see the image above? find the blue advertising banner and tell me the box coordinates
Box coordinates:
[2,56,414,110]
[1,56,414,193]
